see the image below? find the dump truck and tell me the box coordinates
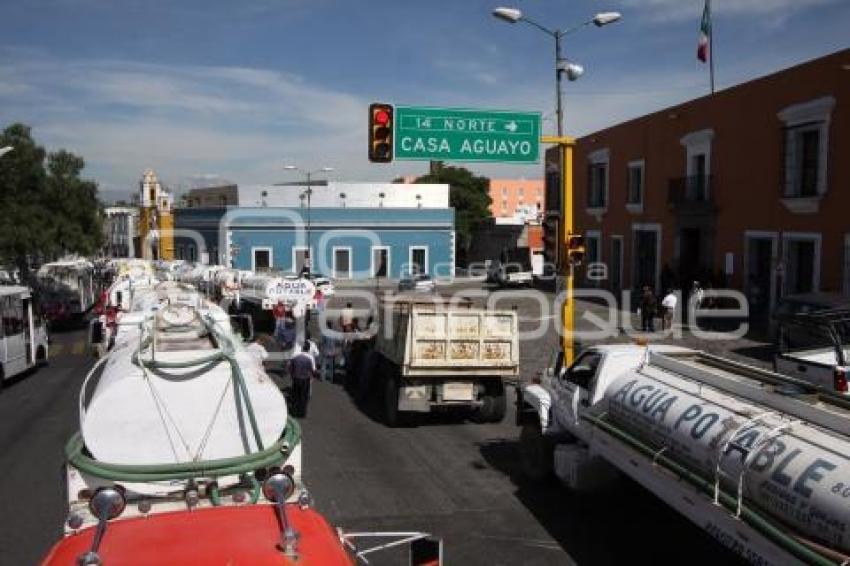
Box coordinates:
[351,296,519,426]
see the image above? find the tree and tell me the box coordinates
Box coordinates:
[414,165,491,265]
[0,123,103,281]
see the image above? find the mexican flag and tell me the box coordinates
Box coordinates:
[697,0,711,63]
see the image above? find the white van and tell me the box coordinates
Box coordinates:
[1,286,49,382]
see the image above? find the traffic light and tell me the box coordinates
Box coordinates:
[368,102,394,163]
[566,233,586,265]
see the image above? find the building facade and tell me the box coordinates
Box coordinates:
[574,49,849,320]
[185,184,238,208]
[488,178,545,219]
[102,206,138,258]
[174,182,455,279]
[136,169,175,260]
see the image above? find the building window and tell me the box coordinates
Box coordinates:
[588,163,607,208]
[778,96,834,201]
[501,187,508,196]
[586,148,609,211]
[252,247,272,272]
[333,247,352,279]
[784,124,822,197]
[518,187,524,196]
[627,160,644,206]
[293,247,311,274]
[782,233,821,295]
[409,246,428,275]
[372,246,390,278]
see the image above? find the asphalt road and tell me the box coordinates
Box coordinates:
[0,327,92,565]
[0,289,748,565]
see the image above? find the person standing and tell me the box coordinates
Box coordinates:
[340,302,354,332]
[661,289,678,330]
[288,342,318,417]
[320,321,339,382]
[639,286,656,332]
[272,299,287,341]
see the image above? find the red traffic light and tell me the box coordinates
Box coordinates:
[369,103,394,163]
[374,109,390,126]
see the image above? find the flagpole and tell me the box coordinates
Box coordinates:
[709,0,715,94]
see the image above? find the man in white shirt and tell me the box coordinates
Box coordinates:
[661,290,678,330]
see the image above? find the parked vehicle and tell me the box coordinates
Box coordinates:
[769,292,850,339]
[55,282,441,566]
[0,285,49,383]
[488,247,533,287]
[398,274,435,293]
[774,308,850,394]
[36,259,96,325]
[518,344,850,565]
[351,296,518,425]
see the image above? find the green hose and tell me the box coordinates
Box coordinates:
[208,474,261,506]
[66,417,300,483]
[583,413,837,566]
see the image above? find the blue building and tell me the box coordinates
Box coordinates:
[175,206,455,280]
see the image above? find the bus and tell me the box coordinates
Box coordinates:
[1,286,49,382]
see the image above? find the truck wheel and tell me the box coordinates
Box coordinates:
[36,346,48,368]
[472,382,506,423]
[383,374,402,427]
[519,422,553,481]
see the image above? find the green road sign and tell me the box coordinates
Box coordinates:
[394,106,541,163]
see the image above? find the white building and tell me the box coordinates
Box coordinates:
[238,182,449,209]
[102,207,138,258]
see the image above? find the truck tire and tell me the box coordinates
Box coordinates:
[383,372,402,427]
[519,421,553,481]
[472,382,506,423]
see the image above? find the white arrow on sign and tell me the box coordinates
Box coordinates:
[504,120,518,133]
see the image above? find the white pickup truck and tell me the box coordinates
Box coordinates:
[518,344,850,565]
[774,309,850,395]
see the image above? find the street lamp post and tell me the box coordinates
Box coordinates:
[493,7,620,364]
[283,165,334,275]
[492,8,620,136]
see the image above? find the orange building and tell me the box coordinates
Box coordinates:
[573,49,849,321]
[489,178,545,219]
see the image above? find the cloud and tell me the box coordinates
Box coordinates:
[620,0,839,24]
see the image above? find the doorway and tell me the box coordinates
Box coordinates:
[632,227,659,291]
[745,234,776,321]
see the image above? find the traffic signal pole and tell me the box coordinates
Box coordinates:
[542,135,577,365]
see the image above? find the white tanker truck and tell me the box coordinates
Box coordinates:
[518,344,850,565]
[71,282,300,531]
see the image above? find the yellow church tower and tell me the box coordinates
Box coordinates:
[137,169,175,260]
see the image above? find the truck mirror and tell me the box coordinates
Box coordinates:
[90,320,104,345]
[410,536,442,566]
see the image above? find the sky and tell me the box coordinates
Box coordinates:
[0,0,848,202]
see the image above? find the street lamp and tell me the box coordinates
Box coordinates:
[492,7,621,136]
[283,165,334,274]
[0,146,13,158]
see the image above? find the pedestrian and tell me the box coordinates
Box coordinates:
[314,288,325,314]
[340,302,354,332]
[661,289,678,330]
[272,299,287,338]
[278,315,297,352]
[639,286,656,332]
[288,341,318,417]
[320,321,340,382]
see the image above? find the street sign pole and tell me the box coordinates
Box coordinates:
[543,135,577,365]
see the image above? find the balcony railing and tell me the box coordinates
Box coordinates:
[668,175,713,204]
